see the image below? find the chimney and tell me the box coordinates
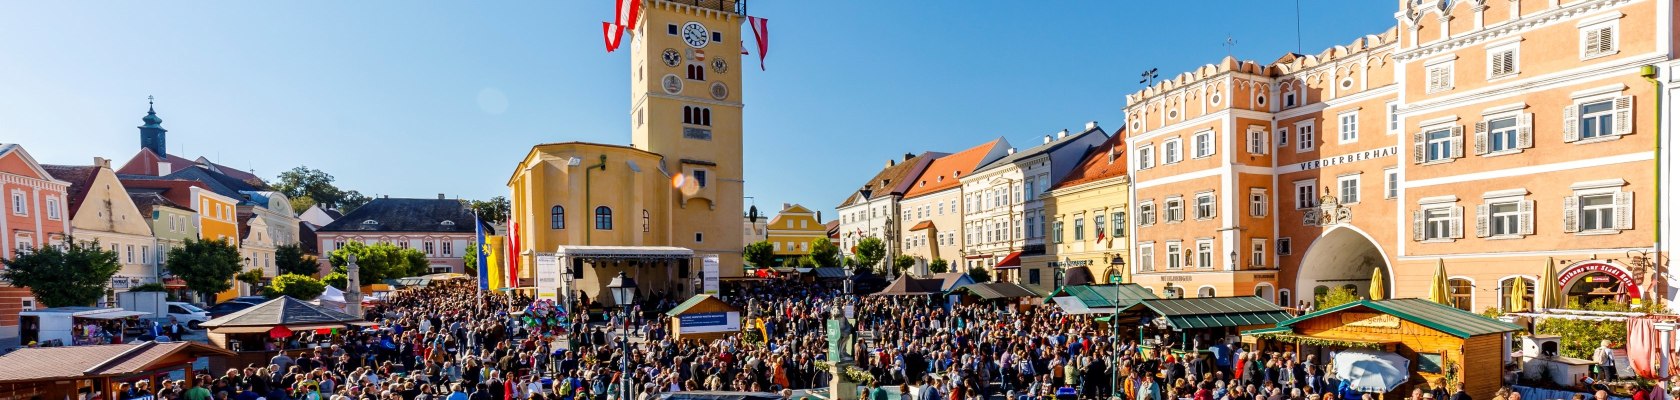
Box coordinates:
[783,203,791,211]
[1043,135,1052,145]
[1057,129,1069,139]
[93,157,110,169]
[886,159,896,168]
[1007,148,1016,155]
[384,195,390,199]
[903,152,915,161]
[1108,147,1118,163]
[1086,121,1099,130]
[438,193,446,200]
[156,162,172,176]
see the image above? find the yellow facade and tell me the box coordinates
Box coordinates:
[764,204,825,257]
[1040,175,1132,290]
[192,187,239,248]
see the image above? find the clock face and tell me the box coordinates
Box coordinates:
[710,82,728,100]
[681,22,710,48]
[662,74,683,95]
[662,49,681,67]
[712,58,728,73]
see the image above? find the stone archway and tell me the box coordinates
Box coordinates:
[1295,226,1392,305]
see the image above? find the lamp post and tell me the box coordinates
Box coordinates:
[607,271,638,400]
[1109,257,1125,399]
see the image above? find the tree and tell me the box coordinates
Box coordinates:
[235,269,266,294]
[328,241,429,284]
[269,274,327,300]
[461,243,480,275]
[274,244,318,276]
[808,238,843,268]
[891,255,915,276]
[743,241,775,268]
[0,238,121,307]
[272,166,371,214]
[468,196,511,223]
[966,266,991,283]
[928,258,949,274]
[131,283,168,292]
[1538,299,1668,359]
[852,237,887,270]
[322,272,348,290]
[165,239,244,303]
[1315,287,1360,309]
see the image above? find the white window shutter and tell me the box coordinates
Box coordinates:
[1449,206,1464,239]
[1585,29,1603,55]
[1449,125,1465,159]
[1563,104,1580,142]
[1475,204,1490,238]
[1614,191,1633,230]
[1613,95,1634,136]
[1413,132,1427,164]
[1474,121,1489,155]
[1519,200,1535,236]
[1413,210,1426,241]
[1518,113,1534,149]
[1597,27,1615,54]
[1563,196,1580,233]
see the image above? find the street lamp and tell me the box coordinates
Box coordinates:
[1110,257,1126,398]
[607,271,638,400]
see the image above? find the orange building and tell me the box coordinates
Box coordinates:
[1126,0,1672,310]
[0,144,72,340]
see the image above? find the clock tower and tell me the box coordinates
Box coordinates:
[629,0,747,276]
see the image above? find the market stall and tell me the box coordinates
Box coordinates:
[0,341,233,400]
[1243,298,1522,400]
[947,282,1039,308]
[18,307,152,347]
[1120,296,1291,360]
[666,294,743,342]
[199,296,371,370]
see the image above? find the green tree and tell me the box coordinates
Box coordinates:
[131,283,168,292]
[272,166,371,214]
[808,238,842,268]
[269,274,327,299]
[0,238,121,307]
[1315,287,1361,309]
[966,266,992,283]
[461,243,480,275]
[290,196,318,215]
[165,239,244,303]
[328,241,429,283]
[235,269,266,294]
[468,197,511,223]
[797,256,819,268]
[274,244,318,276]
[928,258,949,274]
[743,241,775,268]
[1538,299,1667,359]
[852,237,887,271]
[322,272,349,290]
[892,255,915,276]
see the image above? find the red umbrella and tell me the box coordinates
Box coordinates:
[268,325,293,339]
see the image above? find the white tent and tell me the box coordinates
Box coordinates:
[315,286,349,312]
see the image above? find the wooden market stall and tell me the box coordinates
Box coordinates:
[199,296,371,371]
[1119,296,1293,363]
[1243,299,1522,400]
[666,294,744,342]
[947,282,1039,309]
[0,341,233,400]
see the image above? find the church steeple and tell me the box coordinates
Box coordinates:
[139,95,168,158]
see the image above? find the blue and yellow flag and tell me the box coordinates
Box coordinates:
[476,213,489,292]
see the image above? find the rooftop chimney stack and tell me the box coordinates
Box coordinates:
[1007,148,1016,155]
[1057,129,1069,139]
[438,193,446,200]
[1043,135,1052,145]
[1086,121,1099,130]
[886,159,896,168]
[93,157,110,169]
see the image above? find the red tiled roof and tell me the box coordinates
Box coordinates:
[40,164,99,219]
[0,341,234,383]
[1053,130,1129,190]
[118,178,211,208]
[902,138,1005,199]
[909,221,935,231]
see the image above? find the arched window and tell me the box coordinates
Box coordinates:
[1197,286,1216,298]
[1278,289,1292,307]
[551,206,565,229]
[1162,286,1184,299]
[594,206,613,230]
[1499,276,1536,312]
[687,64,705,81]
[642,210,651,232]
[682,106,692,124]
[701,108,711,126]
[1448,278,1474,311]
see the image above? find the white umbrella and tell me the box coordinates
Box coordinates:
[1334,349,1411,393]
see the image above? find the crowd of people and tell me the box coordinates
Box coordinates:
[93,277,1680,400]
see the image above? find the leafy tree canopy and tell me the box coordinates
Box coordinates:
[852,237,887,269]
[274,244,318,276]
[322,272,349,290]
[467,196,510,223]
[808,238,842,269]
[272,166,370,214]
[966,266,991,283]
[928,258,949,274]
[165,239,244,301]
[269,274,327,300]
[0,238,121,308]
[743,241,775,269]
[328,241,429,284]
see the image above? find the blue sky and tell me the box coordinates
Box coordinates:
[2,1,1395,217]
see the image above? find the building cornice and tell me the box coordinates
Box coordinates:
[1394,0,1636,62]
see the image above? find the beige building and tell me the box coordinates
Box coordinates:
[898,139,1009,275]
[42,159,157,305]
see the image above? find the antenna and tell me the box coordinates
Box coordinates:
[1294,0,1303,54]
[1223,34,1238,59]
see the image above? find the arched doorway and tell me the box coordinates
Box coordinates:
[1296,226,1392,306]
[1253,283,1276,303]
[1558,260,1642,306]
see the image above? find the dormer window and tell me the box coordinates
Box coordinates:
[441,220,456,226]
[362,219,379,225]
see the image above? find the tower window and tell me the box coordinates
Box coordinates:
[667,24,678,35]
[643,210,651,232]
[687,64,705,81]
[551,206,565,229]
[594,206,613,230]
[683,106,712,126]
[711,32,721,42]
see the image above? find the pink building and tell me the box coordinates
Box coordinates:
[314,196,487,275]
[0,144,72,339]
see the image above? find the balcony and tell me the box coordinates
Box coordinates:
[661,0,746,15]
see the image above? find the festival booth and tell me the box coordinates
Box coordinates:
[666,294,743,342]
[1243,299,1522,400]
[1046,283,1159,316]
[18,307,152,347]
[947,282,1039,309]
[0,341,234,400]
[869,275,945,298]
[1118,296,1291,360]
[199,296,372,371]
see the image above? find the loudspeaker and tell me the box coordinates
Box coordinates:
[678,259,691,277]
[571,259,585,279]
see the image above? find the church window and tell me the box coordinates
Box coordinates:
[551,206,565,229]
[595,206,613,230]
[687,64,705,81]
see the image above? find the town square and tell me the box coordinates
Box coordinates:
[0,1,1676,400]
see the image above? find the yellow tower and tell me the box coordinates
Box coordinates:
[629,0,746,276]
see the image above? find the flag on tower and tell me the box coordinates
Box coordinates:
[601,0,641,52]
[747,16,769,70]
[603,22,626,52]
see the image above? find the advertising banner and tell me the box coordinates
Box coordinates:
[702,255,720,294]
[677,311,740,334]
[535,255,560,300]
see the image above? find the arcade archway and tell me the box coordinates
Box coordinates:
[1296,226,1392,306]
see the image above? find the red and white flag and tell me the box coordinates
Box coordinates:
[694,49,706,61]
[747,16,769,70]
[602,22,625,52]
[602,0,641,53]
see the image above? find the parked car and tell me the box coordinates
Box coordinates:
[165,302,212,329]
[205,296,269,319]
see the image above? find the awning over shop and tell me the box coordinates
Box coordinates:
[812,267,849,279]
[1129,296,1292,330]
[949,282,1038,300]
[1046,284,1158,309]
[1052,296,1116,315]
[78,310,151,320]
[909,221,935,231]
[1273,298,1522,339]
[993,251,1023,269]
